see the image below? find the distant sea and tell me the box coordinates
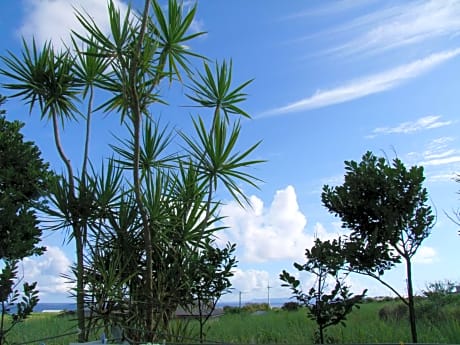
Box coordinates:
[34,303,76,312]
[6,298,290,313]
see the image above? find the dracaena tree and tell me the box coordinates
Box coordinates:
[2,1,263,343]
[0,32,109,340]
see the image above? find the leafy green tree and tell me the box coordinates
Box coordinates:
[0,112,50,259]
[0,97,50,345]
[321,151,435,343]
[0,261,40,345]
[189,241,237,343]
[280,238,366,344]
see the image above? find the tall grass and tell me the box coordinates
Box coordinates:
[5,313,83,345]
[205,301,460,344]
[5,299,460,344]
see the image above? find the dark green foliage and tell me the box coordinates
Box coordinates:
[321,151,435,343]
[0,97,46,345]
[282,301,300,311]
[241,303,270,313]
[189,242,237,343]
[378,303,408,321]
[416,280,460,323]
[322,152,434,273]
[0,261,40,345]
[280,238,366,344]
[423,279,456,297]
[0,109,51,260]
[223,303,271,314]
[222,306,240,314]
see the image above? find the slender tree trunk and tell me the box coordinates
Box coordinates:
[129,0,153,339]
[52,113,86,342]
[319,325,324,345]
[317,271,324,344]
[75,228,86,342]
[1,301,5,345]
[81,85,94,183]
[405,257,417,343]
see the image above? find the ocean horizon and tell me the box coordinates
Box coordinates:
[20,298,291,313]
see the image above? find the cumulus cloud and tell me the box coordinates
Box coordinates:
[260,49,460,117]
[21,246,72,300]
[413,246,438,264]
[219,185,342,263]
[19,0,129,49]
[368,115,453,138]
[221,268,291,302]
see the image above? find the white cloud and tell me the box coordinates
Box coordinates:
[426,172,457,182]
[369,115,453,137]
[413,246,438,264]
[221,268,292,303]
[219,185,342,263]
[423,156,460,166]
[227,268,269,295]
[21,246,72,299]
[419,137,460,167]
[405,137,460,182]
[283,0,374,20]
[19,0,129,49]
[324,0,460,57]
[260,49,460,117]
[181,1,205,34]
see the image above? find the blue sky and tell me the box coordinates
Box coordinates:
[1,0,460,304]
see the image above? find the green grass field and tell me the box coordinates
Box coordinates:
[4,300,460,345]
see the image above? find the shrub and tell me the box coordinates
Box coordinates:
[241,303,270,312]
[282,302,300,311]
[378,303,407,321]
[223,306,240,314]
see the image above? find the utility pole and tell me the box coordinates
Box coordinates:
[239,291,243,309]
[238,290,247,310]
[267,281,272,309]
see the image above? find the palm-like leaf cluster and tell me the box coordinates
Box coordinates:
[0,0,262,342]
[1,40,79,121]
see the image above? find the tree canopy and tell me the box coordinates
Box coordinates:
[321,151,435,343]
[0,96,51,260]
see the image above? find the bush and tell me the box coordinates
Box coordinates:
[416,293,460,322]
[241,303,270,313]
[223,306,240,314]
[282,302,300,311]
[378,303,407,321]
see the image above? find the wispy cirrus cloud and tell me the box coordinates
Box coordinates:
[320,0,460,57]
[406,137,460,182]
[259,48,460,117]
[282,0,374,21]
[368,115,453,138]
[420,137,460,167]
